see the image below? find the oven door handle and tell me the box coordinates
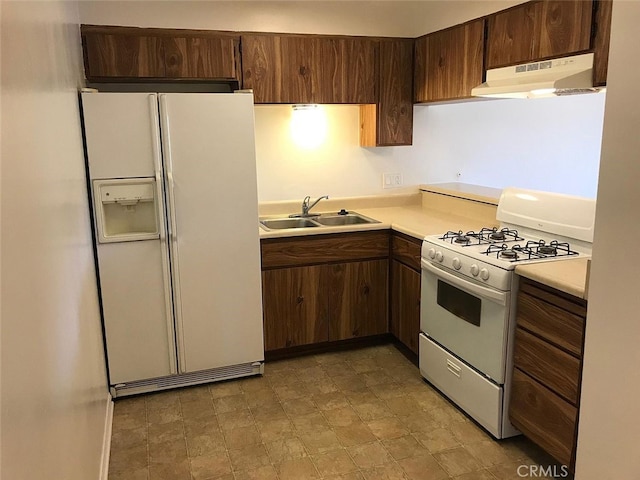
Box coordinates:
[421,259,508,306]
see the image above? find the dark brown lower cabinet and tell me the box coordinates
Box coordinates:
[390,260,421,354]
[262,265,329,351]
[509,278,587,471]
[260,232,390,353]
[329,260,389,341]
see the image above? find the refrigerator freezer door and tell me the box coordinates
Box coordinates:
[81,92,158,179]
[160,93,264,373]
[98,240,176,384]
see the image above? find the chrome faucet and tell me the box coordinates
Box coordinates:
[300,195,329,217]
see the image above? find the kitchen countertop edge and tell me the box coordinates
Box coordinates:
[515,258,590,300]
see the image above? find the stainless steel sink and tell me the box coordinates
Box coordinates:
[260,218,320,230]
[314,213,380,226]
[259,211,380,231]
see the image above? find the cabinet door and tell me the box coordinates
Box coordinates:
[341,38,378,104]
[414,20,484,103]
[377,39,413,145]
[262,266,329,351]
[390,260,421,354]
[241,34,280,103]
[487,0,593,69]
[592,0,612,86]
[329,260,388,341]
[82,29,165,79]
[163,35,239,79]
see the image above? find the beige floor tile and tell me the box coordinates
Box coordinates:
[228,444,270,472]
[148,458,191,480]
[185,428,226,457]
[314,351,348,365]
[282,397,318,416]
[464,439,514,467]
[452,468,497,479]
[234,464,279,480]
[368,383,404,400]
[347,441,392,469]
[291,411,331,434]
[449,420,492,444]
[384,396,422,416]
[147,405,182,425]
[367,417,410,440]
[265,437,308,463]
[488,460,532,480]
[238,375,272,393]
[250,401,287,422]
[183,415,220,436]
[305,378,340,395]
[107,466,149,480]
[148,420,184,445]
[189,452,232,480]
[361,371,397,387]
[344,388,379,406]
[353,400,395,422]
[109,444,149,473]
[314,391,350,411]
[410,387,449,411]
[267,370,301,387]
[432,446,483,477]
[146,391,180,411]
[180,398,215,420]
[428,404,468,427]
[111,410,148,432]
[322,361,356,378]
[382,435,428,460]
[299,429,343,455]
[276,457,320,480]
[324,472,365,480]
[178,385,211,403]
[397,453,448,480]
[333,375,368,392]
[148,438,188,465]
[335,422,377,447]
[111,426,147,450]
[244,388,280,409]
[209,381,243,399]
[324,406,362,427]
[273,382,310,401]
[312,449,358,477]
[349,358,382,374]
[361,462,408,480]
[217,409,254,431]
[255,417,296,443]
[223,424,262,450]
[213,393,248,414]
[413,427,461,453]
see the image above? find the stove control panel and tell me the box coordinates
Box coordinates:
[421,240,512,291]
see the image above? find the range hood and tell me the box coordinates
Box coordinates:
[471,53,601,99]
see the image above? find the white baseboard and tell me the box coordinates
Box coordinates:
[99,393,114,480]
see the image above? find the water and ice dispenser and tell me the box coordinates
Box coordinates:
[93,178,159,243]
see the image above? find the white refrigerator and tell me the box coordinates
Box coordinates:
[81,92,264,397]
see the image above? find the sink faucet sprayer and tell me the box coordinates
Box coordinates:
[300,195,329,217]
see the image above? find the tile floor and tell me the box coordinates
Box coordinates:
[108,344,569,480]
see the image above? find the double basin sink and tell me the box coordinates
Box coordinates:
[260,211,380,231]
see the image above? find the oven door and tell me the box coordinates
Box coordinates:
[420,259,510,383]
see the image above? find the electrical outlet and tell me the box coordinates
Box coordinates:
[383,173,403,189]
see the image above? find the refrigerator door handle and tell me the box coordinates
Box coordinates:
[149,94,178,375]
[159,94,188,373]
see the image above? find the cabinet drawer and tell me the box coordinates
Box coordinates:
[516,290,585,357]
[261,231,389,269]
[509,368,577,466]
[391,233,422,271]
[514,328,581,404]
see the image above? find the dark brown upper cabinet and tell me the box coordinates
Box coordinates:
[360,38,413,147]
[241,33,376,104]
[414,19,484,103]
[486,0,593,70]
[81,25,240,81]
[592,0,612,86]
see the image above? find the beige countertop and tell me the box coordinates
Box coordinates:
[515,258,591,300]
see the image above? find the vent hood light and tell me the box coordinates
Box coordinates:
[471,53,599,99]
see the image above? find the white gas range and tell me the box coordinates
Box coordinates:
[419,187,595,439]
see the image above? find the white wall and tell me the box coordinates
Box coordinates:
[418,94,606,198]
[79,0,524,38]
[0,1,109,479]
[575,1,640,478]
[254,105,426,201]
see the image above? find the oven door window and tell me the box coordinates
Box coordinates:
[437,280,481,326]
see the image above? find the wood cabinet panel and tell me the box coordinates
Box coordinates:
[241,35,280,103]
[487,0,593,69]
[83,30,165,79]
[262,265,329,351]
[514,328,581,404]
[163,36,238,79]
[592,0,612,86]
[510,368,577,466]
[517,289,585,356]
[390,260,421,354]
[376,39,413,145]
[391,233,422,271]
[261,232,390,269]
[329,260,389,341]
[429,20,484,102]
